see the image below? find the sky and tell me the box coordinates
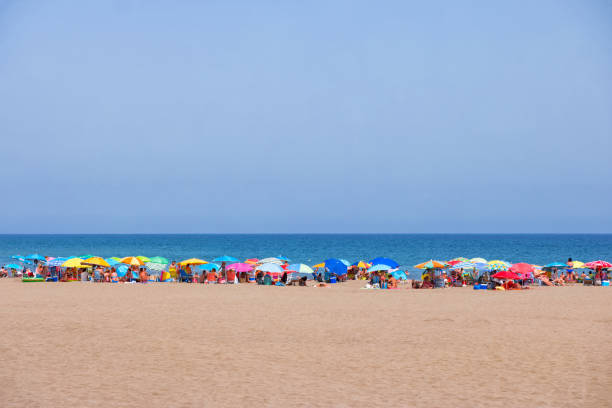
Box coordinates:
[0,0,611,233]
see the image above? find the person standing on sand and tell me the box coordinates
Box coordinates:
[169,261,177,281]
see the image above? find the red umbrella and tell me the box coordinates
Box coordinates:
[492,270,520,280]
[447,260,461,266]
[585,260,611,269]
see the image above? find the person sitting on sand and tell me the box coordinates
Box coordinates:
[0,266,7,278]
[388,275,397,289]
[110,268,118,282]
[139,268,148,283]
[421,279,433,289]
[207,269,217,284]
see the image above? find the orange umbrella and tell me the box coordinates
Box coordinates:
[120,256,144,266]
[415,260,446,269]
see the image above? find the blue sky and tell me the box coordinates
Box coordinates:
[0,0,610,233]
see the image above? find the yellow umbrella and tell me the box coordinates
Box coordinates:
[312,262,325,268]
[570,261,585,269]
[83,257,110,267]
[179,258,207,266]
[356,261,371,268]
[121,256,144,266]
[62,258,86,268]
[136,256,151,263]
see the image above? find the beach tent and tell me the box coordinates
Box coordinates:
[369,257,399,269]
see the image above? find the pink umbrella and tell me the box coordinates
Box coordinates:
[226,263,254,273]
[585,260,612,269]
[509,263,534,279]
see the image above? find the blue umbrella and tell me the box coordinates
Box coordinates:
[325,259,347,275]
[369,257,399,269]
[47,258,67,267]
[5,263,22,269]
[199,263,221,271]
[391,270,408,280]
[116,265,129,278]
[339,259,351,266]
[368,264,393,273]
[25,254,46,262]
[277,255,291,261]
[105,258,120,267]
[474,262,491,272]
[11,255,24,261]
[213,255,239,263]
[544,262,567,268]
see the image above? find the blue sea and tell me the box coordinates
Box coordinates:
[2,234,611,279]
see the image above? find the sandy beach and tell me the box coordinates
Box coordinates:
[1,279,611,407]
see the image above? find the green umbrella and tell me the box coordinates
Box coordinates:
[136,256,151,263]
[149,256,168,264]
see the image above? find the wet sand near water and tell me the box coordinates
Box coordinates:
[1,279,611,407]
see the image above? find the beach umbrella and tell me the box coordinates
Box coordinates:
[369,257,399,269]
[226,263,254,272]
[62,258,86,268]
[79,254,94,259]
[5,263,22,269]
[149,256,168,264]
[258,263,283,273]
[213,255,239,263]
[415,260,446,269]
[179,258,208,266]
[47,258,67,267]
[391,270,408,280]
[543,262,568,269]
[447,260,462,266]
[82,257,110,267]
[109,257,121,261]
[145,262,166,272]
[199,263,221,271]
[585,260,612,269]
[245,258,259,265]
[469,257,487,264]
[488,260,510,270]
[276,255,291,261]
[450,257,469,262]
[105,258,120,267]
[492,270,520,280]
[450,262,476,270]
[325,259,347,275]
[473,262,491,272]
[339,259,351,266]
[368,264,393,273]
[116,265,129,278]
[121,256,144,266]
[351,261,371,268]
[11,255,24,261]
[312,262,325,268]
[569,261,585,269]
[287,264,314,274]
[25,254,46,262]
[136,256,151,263]
[259,257,282,264]
[509,263,534,279]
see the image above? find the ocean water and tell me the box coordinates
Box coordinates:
[1,234,611,279]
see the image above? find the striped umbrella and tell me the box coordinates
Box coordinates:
[469,258,487,264]
[415,260,447,269]
[47,258,67,267]
[121,256,144,266]
[450,262,476,270]
[585,260,612,269]
[146,262,166,272]
[450,257,469,262]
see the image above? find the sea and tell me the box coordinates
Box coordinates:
[1,234,611,279]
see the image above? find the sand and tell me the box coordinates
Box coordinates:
[0,279,611,408]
